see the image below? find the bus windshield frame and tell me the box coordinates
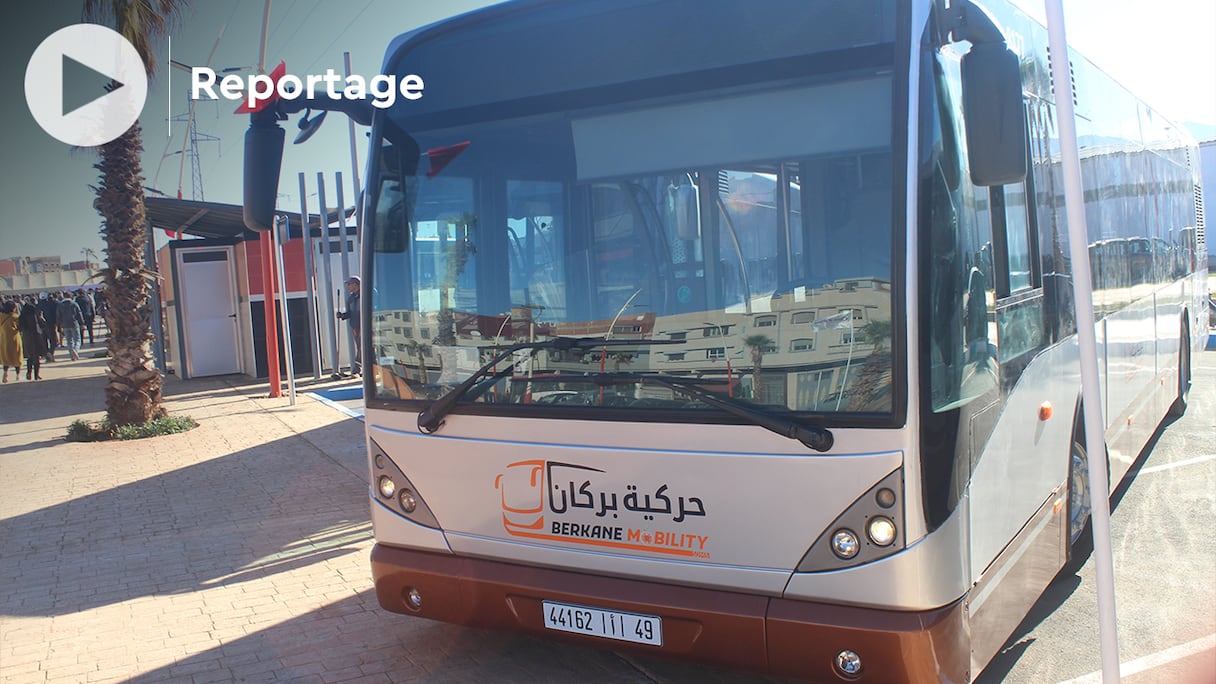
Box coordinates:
[361,0,908,429]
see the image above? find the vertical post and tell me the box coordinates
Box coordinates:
[335,172,355,374]
[256,0,272,75]
[274,215,296,404]
[335,171,353,284]
[261,233,282,397]
[1044,1,1121,681]
[255,0,278,395]
[298,173,321,379]
[144,225,167,372]
[343,52,364,242]
[316,172,338,375]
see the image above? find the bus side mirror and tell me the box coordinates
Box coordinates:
[243,109,286,232]
[960,43,1027,187]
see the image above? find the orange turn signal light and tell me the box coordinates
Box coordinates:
[1038,401,1053,421]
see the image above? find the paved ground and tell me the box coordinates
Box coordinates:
[0,344,757,684]
[2,338,1212,683]
[978,347,1216,684]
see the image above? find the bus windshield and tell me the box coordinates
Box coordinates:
[366,6,898,420]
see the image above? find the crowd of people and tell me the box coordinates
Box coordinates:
[0,288,108,382]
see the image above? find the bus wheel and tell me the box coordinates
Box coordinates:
[1063,439,1093,573]
[1167,320,1191,418]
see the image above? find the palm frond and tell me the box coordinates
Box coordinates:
[81,0,186,76]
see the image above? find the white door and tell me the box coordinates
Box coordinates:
[179,247,242,377]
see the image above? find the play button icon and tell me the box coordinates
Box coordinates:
[25,24,148,147]
[62,54,128,117]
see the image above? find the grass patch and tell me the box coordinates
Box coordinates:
[66,415,199,442]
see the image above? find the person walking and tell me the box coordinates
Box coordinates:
[93,287,109,340]
[0,300,22,382]
[56,293,85,361]
[17,302,47,380]
[335,275,362,376]
[37,292,57,362]
[75,290,96,345]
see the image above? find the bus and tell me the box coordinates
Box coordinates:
[245,0,1209,680]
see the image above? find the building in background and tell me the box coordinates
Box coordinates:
[0,256,95,295]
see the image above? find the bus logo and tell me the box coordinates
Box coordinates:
[494,459,548,534]
[493,459,711,559]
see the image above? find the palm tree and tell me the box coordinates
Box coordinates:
[83,0,184,427]
[405,340,432,383]
[847,319,894,411]
[610,352,634,372]
[856,319,893,351]
[742,334,774,401]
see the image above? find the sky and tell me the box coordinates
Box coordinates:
[1,0,1213,263]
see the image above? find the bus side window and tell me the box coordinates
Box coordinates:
[990,105,1047,375]
[587,183,656,321]
[989,106,1041,299]
[922,47,999,412]
[506,180,566,321]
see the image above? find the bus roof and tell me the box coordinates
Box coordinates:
[381,0,898,130]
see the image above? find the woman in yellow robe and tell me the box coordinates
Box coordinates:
[0,300,23,382]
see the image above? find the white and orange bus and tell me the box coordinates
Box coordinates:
[247,0,1208,680]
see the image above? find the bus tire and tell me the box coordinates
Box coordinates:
[1167,320,1190,418]
[1063,439,1093,574]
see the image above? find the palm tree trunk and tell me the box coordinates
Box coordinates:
[96,123,164,426]
[751,350,763,401]
[846,350,892,412]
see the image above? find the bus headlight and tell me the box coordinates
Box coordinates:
[867,516,897,546]
[797,468,905,571]
[834,650,863,679]
[831,529,860,559]
[399,488,418,513]
[875,487,896,508]
[369,440,441,529]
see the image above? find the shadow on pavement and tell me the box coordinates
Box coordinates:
[0,360,108,426]
[0,423,368,618]
[0,436,67,456]
[119,586,800,683]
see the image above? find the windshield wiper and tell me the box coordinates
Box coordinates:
[416,337,680,433]
[550,372,834,452]
[430,368,834,453]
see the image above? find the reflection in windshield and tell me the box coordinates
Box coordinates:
[368,78,896,417]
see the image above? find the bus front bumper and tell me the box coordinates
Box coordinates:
[371,543,967,683]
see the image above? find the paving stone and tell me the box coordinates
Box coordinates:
[0,356,737,684]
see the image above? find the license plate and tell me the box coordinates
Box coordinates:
[542,600,662,646]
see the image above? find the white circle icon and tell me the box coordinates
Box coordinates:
[24,24,148,147]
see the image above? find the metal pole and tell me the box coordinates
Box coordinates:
[261,233,282,397]
[144,225,167,372]
[1045,2,1121,681]
[335,171,353,284]
[601,289,642,404]
[335,172,355,375]
[274,215,296,404]
[343,52,364,242]
[252,0,279,394]
[256,0,272,75]
[175,25,225,200]
[298,173,321,379]
[316,172,338,375]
